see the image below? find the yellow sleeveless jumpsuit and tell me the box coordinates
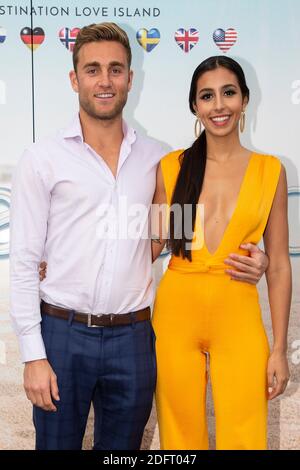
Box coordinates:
[152,150,281,450]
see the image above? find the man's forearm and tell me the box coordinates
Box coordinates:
[10,256,47,362]
[9,149,50,362]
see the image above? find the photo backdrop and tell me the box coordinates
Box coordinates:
[0,0,299,450]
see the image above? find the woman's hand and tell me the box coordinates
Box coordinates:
[267,350,290,400]
[39,261,47,281]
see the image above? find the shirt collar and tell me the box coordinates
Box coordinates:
[62,113,137,146]
[62,114,84,141]
[121,119,137,147]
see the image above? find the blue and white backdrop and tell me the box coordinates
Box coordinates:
[0,0,299,450]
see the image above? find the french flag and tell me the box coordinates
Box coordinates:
[0,27,6,44]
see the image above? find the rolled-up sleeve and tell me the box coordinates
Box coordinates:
[10,149,50,363]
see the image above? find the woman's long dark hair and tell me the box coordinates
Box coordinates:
[168,56,250,261]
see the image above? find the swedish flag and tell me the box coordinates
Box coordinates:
[136,28,160,52]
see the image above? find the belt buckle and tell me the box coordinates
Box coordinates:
[87,313,104,328]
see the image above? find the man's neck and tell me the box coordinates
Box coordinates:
[79,109,124,153]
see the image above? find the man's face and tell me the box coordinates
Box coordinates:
[70,40,133,121]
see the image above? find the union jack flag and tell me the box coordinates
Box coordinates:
[175,28,199,53]
[59,27,80,52]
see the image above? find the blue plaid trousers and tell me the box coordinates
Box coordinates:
[33,311,157,450]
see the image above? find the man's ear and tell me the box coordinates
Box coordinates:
[128,69,133,92]
[69,70,79,93]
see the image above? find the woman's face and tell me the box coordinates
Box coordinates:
[193,66,248,137]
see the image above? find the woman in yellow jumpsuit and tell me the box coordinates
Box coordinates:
[152,56,291,450]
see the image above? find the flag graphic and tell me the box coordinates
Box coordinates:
[20,27,45,51]
[59,27,80,52]
[136,28,160,52]
[0,27,6,44]
[175,28,199,53]
[213,28,237,53]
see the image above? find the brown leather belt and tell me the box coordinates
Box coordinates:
[41,300,151,328]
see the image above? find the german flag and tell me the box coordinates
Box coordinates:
[20,27,45,51]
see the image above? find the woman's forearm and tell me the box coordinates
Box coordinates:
[266,263,292,353]
[151,239,166,263]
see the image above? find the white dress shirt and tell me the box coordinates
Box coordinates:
[10,115,166,362]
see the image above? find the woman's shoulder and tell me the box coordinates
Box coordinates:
[160,149,185,191]
[252,152,283,185]
[161,148,185,166]
[252,151,282,167]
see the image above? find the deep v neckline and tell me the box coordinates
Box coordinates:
[200,152,255,257]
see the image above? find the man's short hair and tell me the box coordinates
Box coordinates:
[73,22,132,72]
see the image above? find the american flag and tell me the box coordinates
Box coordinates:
[59,27,80,52]
[175,28,199,53]
[213,28,237,53]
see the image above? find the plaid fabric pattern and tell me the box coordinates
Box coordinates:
[33,312,156,450]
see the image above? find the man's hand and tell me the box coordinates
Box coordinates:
[39,261,47,281]
[224,243,269,285]
[24,359,60,412]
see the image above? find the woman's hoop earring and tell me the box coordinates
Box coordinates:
[194,118,202,138]
[240,111,246,133]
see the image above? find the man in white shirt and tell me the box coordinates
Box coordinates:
[10,23,269,450]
